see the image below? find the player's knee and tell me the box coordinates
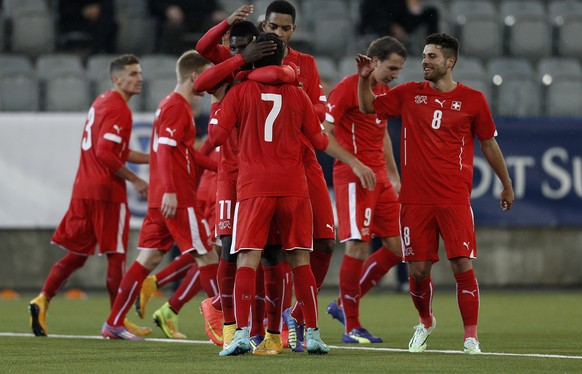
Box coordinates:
[314,238,335,254]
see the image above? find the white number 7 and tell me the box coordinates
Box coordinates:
[261,93,282,142]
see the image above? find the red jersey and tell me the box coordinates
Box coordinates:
[284,47,326,122]
[373,81,497,205]
[327,74,391,183]
[149,92,199,208]
[71,91,132,203]
[209,73,329,200]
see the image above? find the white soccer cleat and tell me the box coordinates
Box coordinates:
[408,316,436,353]
[463,337,482,355]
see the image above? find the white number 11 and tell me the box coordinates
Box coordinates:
[261,93,282,142]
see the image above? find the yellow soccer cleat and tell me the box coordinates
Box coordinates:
[124,318,152,337]
[200,297,223,345]
[253,332,283,355]
[29,294,49,337]
[135,275,158,319]
[153,302,186,339]
[223,323,236,347]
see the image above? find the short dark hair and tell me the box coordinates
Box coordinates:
[109,54,139,77]
[367,36,407,61]
[230,20,259,39]
[265,0,296,24]
[254,33,285,68]
[425,33,459,61]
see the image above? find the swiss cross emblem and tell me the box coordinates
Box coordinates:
[452,101,462,111]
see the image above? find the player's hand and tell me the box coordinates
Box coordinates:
[241,37,277,64]
[227,4,253,25]
[500,186,514,211]
[356,54,375,79]
[352,159,376,190]
[132,178,148,200]
[161,193,178,218]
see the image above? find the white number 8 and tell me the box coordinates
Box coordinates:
[402,226,411,246]
[431,110,442,129]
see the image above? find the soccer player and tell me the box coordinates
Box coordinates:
[208,32,330,356]
[133,138,219,327]
[195,9,279,348]
[28,54,151,338]
[261,0,338,352]
[357,33,515,354]
[323,36,407,344]
[101,50,220,340]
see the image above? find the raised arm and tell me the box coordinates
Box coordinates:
[356,54,377,114]
[480,137,514,211]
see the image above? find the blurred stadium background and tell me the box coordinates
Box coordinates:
[0,0,581,292]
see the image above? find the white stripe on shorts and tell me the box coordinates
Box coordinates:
[116,203,126,253]
[187,207,208,255]
[348,182,361,240]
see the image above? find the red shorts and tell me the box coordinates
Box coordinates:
[215,179,237,237]
[51,199,129,255]
[232,196,313,253]
[305,160,335,240]
[334,180,400,242]
[400,204,477,263]
[138,206,211,255]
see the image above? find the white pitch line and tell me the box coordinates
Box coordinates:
[1,332,581,360]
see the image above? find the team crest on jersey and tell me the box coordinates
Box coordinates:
[404,247,414,256]
[452,101,462,111]
[415,95,428,104]
[218,221,232,230]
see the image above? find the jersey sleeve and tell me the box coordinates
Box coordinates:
[195,19,231,64]
[325,78,352,124]
[373,84,405,120]
[193,54,243,93]
[208,89,239,147]
[300,90,329,151]
[94,105,132,172]
[302,55,327,122]
[156,103,190,193]
[248,65,298,85]
[473,91,498,140]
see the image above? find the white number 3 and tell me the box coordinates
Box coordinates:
[261,93,282,142]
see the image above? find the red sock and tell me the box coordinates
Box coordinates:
[155,254,196,288]
[42,253,88,300]
[199,263,219,297]
[290,242,332,323]
[107,262,150,326]
[234,266,256,329]
[292,265,318,328]
[310,250,333,290]
[280,261,293,311]
[360,247,401,297]
[168,264,201,313]
[455,269,479,339]
[106,253,126,307]
[218,260,237,323]
[409,276,434,328]
[339,255,363,332]
[263,264,283,333]
[250,264,265,337]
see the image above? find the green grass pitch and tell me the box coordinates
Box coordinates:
[1,290,581,373]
